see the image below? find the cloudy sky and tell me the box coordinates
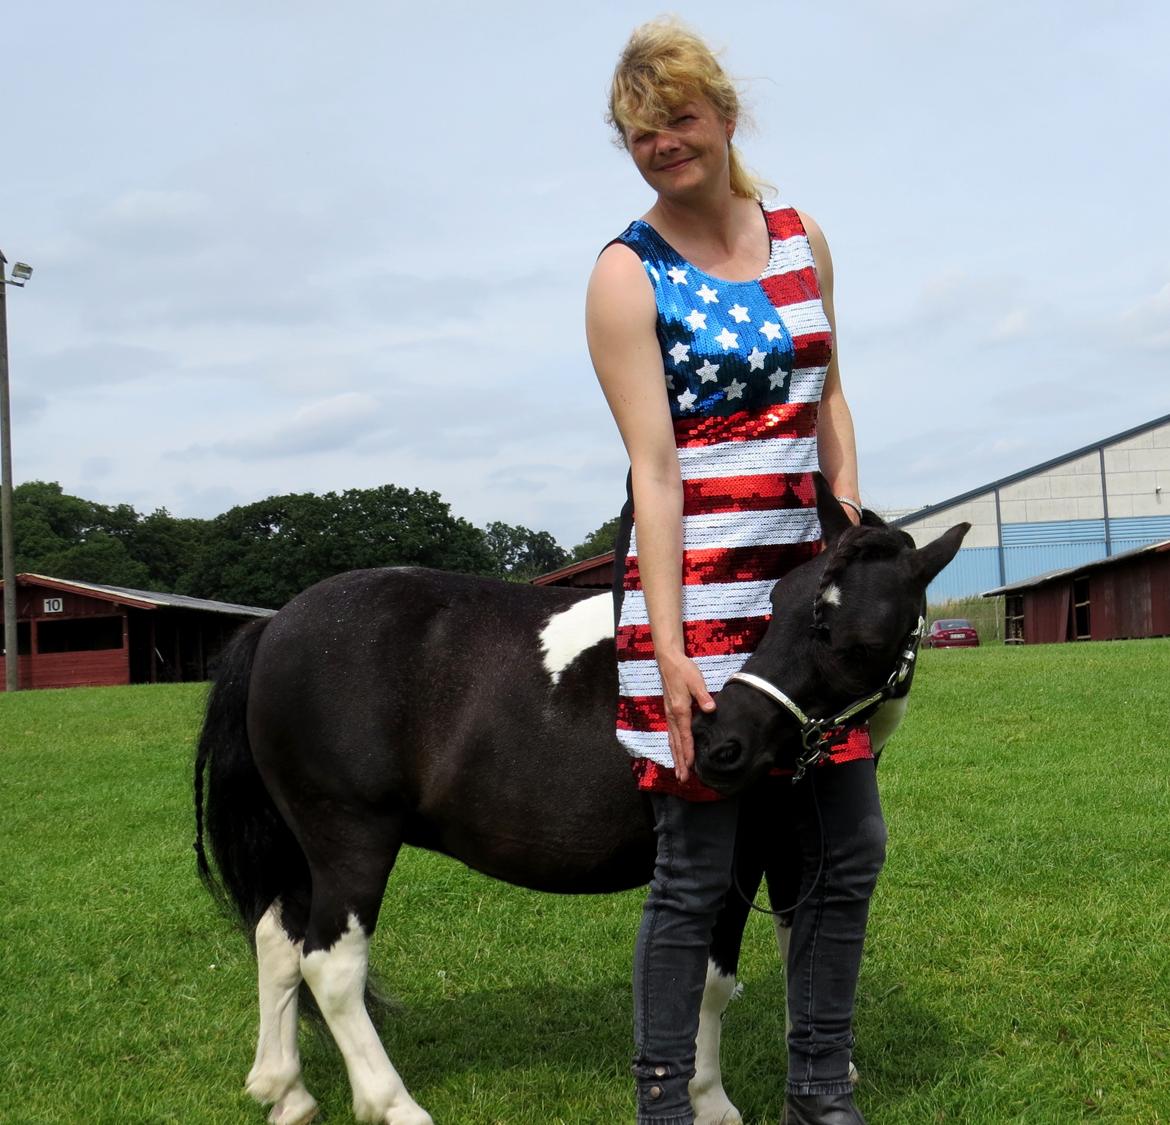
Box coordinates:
[5,0,1168,546]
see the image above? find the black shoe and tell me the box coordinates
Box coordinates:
[781,1091,867,1125]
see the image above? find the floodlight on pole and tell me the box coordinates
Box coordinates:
[1,249,34,692]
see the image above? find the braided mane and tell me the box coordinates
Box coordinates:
[811,526,906,636]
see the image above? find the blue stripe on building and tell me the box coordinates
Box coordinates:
[926,514,1170,603]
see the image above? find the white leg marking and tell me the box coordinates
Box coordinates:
[539,593,613,685]
[300,915,433,1125]
[690,959,743,1125]
[773,917,793,1040]
[775,916,858,1085]
[246,902,319,1124]
[869,695,909,754]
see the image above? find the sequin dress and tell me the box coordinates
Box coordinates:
[611,205,871,800]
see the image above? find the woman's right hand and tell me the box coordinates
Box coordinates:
[657,649,716,784]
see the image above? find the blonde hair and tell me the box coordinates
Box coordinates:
[606,16,766,200]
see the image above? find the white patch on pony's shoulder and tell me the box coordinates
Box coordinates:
[540,593,614,685]
[820,583,843,607]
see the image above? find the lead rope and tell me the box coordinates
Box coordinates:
[731,767,826,918]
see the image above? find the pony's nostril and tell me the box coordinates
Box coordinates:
[711,739,742,766]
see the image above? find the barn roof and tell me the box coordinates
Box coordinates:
[531,551,615,587]
[7,573,275,617]
[981,539,1170,597]
[893,411,1170,529]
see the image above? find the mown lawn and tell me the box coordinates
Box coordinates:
[1,640,1167,1124]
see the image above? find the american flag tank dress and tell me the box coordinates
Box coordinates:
[611,204,872,801]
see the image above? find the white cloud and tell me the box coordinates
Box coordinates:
[219,391,388,460]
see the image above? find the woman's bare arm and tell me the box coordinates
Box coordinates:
[800,211,861,525]
[586,243,715,781]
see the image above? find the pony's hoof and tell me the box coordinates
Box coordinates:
[269,1086,319,1125]
[849,1060,860,1085]
[383,1105,434,1125]
[693,1093,743,1125]
[695,1110,743,1125]
[246,1061,301,1105]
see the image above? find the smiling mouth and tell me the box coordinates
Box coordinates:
[657,156,695,172]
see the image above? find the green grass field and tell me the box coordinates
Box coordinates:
[1,640,1167,1124]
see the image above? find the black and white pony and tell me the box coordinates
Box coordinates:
[195,475,967,1125]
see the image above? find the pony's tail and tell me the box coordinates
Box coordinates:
[194,617,308,935]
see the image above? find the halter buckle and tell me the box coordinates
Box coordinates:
[793,723,833,782]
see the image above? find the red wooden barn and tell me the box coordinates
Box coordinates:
[983,539,1170,644]
[531,551,615,590]
[0,573,273,691]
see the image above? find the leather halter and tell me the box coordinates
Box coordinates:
[725,615,926,781]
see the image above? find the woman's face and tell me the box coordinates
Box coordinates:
[624,97,735,198]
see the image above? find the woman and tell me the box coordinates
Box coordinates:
[586,19,884,1125]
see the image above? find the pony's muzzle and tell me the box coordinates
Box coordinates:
[692,719,751,794]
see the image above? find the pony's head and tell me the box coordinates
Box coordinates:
[693,474,968,794]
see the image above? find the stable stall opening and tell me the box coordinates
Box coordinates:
[1005,594,1024,643]
[36,616,124,653]
[1073,576,1091,640]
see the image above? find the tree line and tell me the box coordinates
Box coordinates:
[12,481,620,609]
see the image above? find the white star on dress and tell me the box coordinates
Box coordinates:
[696,283,719,304]
[769,370,786,389]
[644,261,660,283]
[684,309,708,332]
[760,320,784,342]
[715,327,739,351]
[725,378,746,400]
[677,388,697,410]
[667,266,689,285]
[696,360,720,382]
[747,347,766,371]
[665,373,675,389]
[668,342,691,365]
[728,304,751,324]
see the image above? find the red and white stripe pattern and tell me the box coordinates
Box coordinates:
[615,207,848,792]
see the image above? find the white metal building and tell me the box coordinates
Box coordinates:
[892,413,1170,602]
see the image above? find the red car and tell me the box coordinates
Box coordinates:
[924,618,980,648]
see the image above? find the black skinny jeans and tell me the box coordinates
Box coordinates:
[632,759,886,1122]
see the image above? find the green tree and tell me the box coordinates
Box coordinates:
[186,485,496,608]
[483,521,569,581]
[571,516,620,562]
[35,535,152,588]
[128,509,212,591]
[13,481,152,586]
[13,481,98,570]
[12,481,212,591]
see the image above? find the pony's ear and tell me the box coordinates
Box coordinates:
[912,523,970,584]
[860,508,886,529]
[813,472,853,546]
